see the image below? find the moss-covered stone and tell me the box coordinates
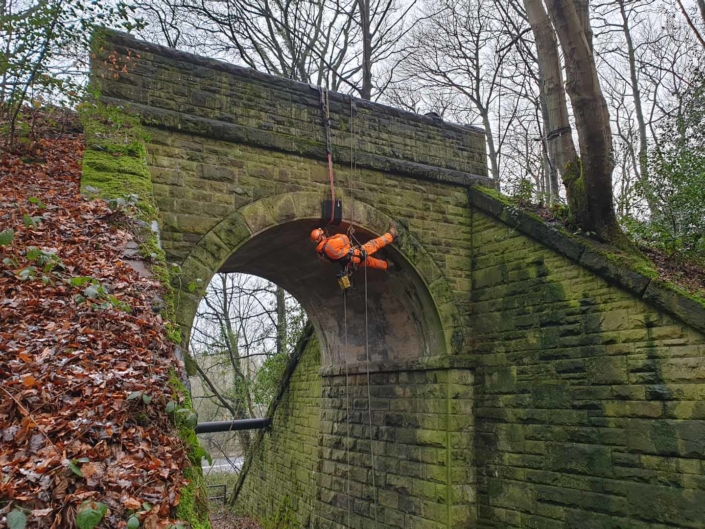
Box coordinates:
[170,374,211,528]
[79,99,211,527]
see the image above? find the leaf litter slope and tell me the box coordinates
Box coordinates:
[0,126,192,527]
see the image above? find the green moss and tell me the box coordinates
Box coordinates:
[476,184,654,276]
[653,278,705,310]
[177,467,210,529]
[471,184,705,328]
[263,495,297,529]
[79,101,157,219]
[184,354,198,376]
[601,249,657,279]
[81,151,156,215]
[80,99,207,525]
[141,235,182,344]
[170,373,212,528]
[79,100,182,345]
[474,185,516,207]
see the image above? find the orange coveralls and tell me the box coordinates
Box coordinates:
[316,232,393,271]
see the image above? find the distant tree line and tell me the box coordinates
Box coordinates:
[4,0,704,257]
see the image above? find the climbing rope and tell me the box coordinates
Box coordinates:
[348,96,356,234]
[363,263,379,525]
[343,290,351,528]
[319,86,336,225]
[339,91,378,526]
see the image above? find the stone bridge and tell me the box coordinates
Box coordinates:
[87,30,705,529]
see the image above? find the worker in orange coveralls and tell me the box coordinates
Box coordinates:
[311,225,398,272]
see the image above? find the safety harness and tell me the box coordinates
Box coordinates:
[317,232,367,290]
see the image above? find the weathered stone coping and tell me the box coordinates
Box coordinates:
[101,30,485,135]
[97,29,492,189]
[319,355,475,377]
[468,187,705,335]
[100,95,492,189]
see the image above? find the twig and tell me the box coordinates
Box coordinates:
[0,385,60,453]
[675,0,705,49]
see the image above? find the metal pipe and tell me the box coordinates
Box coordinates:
[195,418,270,434]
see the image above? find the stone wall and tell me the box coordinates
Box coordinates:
[234,331,322,526]
[316,367,474,529]
[470,208,705,528]
[95,30,487,183]
[233,202,705,529]
[235,331,476,529]
[91,30,486,363]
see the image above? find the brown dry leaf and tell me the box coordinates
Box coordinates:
[53,474,69,499]
[29,433,44,453]
[0,109,190,527]
[81,462,105,487]
[123,497,142,510]
[143,512,159,529]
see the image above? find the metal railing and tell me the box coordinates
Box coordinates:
[195,418,270,434]
[206,484,227,504]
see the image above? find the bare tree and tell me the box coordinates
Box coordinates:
[173,0,357,88]
[355,0,417,98]
[626,5,700,160]
[602,75,642,218]
[541,0,631,245]
[190,273,306,461]
[674,0,705,48]
[591,0,662,216]
[615,0,651,206]
[275,286,286,355]
[523,0,577,198]
[400,0,519,184]
[140,0,413,98]
[135,0,188,49]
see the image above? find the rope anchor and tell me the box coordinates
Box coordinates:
[318,85,342,226]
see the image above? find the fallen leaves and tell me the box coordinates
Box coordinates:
[0,117,192,527]
[122,498,141,511]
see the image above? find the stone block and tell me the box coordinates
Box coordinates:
[547,443,612,477]
[485,367,517,394]
[488,479,534,512]
[240,197,276,234]
[627,418,705,457]
[626,483,705,528]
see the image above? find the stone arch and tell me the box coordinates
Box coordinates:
[173,192,463,369]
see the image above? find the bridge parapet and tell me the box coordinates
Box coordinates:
[94,30,489,188]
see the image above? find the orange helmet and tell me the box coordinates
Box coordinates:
[310,228,325,243]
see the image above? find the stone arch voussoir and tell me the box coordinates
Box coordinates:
[173,191,463,355]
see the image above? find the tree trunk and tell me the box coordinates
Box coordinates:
[358,0,373,99]
[276,286,286,355]
[481,110,501,186]
[218,275,251,449]
[675,0,705,49]
[546,0,630,246]
[574,0,592,51]
[538,89,559,202]
[699,0,705,25]
[524,0,577,188]
[618,0,655,216]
